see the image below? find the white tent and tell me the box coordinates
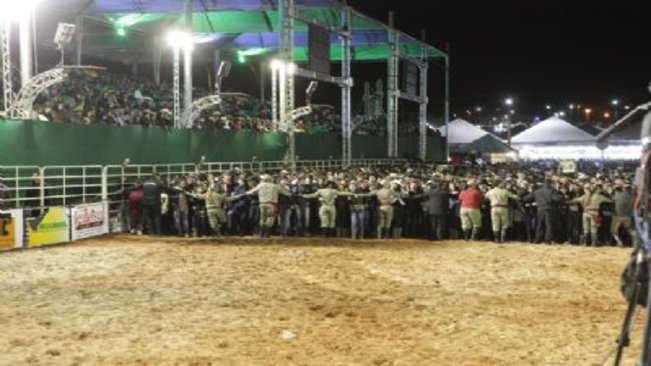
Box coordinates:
[438,118,490,145]
[512,116,596,145]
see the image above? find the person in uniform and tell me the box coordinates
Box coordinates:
[570,184,613,246]
[244,174,292,238]
[612,184,636,247]
[485,180,520,243]
[301,181,355,237]
[188,183,236,236]
[359,180,401,239]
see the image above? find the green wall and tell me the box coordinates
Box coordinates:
[0,120,445,166]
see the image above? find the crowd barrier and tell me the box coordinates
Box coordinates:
[0,158,407,251]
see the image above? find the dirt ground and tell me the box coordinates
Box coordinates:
[0,235,644,365]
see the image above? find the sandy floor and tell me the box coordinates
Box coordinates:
[0,235,644,365]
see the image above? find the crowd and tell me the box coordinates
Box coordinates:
[107,161,640,246]
[24,70,408,135]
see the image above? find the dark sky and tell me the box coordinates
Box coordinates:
[347,0,649,121]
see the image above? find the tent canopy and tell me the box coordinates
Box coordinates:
[33,0,446,65]
[512,116,596,145]
[439,118,490,145]
[455,134,515,154]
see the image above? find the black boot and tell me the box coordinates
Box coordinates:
[471,228,480,241]
[501,229,508,243]
[493,231,500,243]
[463,230,471,241]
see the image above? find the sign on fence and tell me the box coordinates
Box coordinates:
[71,202,109,241]
[26,207,70,247]
[0,209,24,250]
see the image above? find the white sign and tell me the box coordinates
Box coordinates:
[71,202,109,241]
[0,209,24,250]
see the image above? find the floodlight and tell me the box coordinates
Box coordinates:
[0,0,41,22]
[286,62,297,75]
[166,30,193,49]
[504,98,513,106]
[611,99,619,106]
[270,59,282,70]
[54,23,76,49]
[116,27,127,37]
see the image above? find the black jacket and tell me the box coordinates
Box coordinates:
[525,184,560,212]
[415,188,450,216]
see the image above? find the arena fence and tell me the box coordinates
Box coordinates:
[1,158,407,250]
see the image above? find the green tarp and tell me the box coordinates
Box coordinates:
[0,120,445,166]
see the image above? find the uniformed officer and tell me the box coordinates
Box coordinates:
[485,181,519,243]
[188,183,235,236]
[571,184,613,246]
[301,181,354,237]
[360,180,401,239]
[244,174,292,238]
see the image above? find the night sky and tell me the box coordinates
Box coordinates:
[347,0,649,122]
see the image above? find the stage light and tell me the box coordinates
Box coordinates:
[54,23,76,50]
[504,98,513,106]
[116,27,127,37]
[545,105,551,110]
[611,99,619,106]
[0,0,41,21]
[166,30,193,49]
[286,62,297,75]
[270,59,282,70]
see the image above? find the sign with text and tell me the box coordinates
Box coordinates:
[26,207,70,247]
[71,202,109,241]
[0,209,24,250]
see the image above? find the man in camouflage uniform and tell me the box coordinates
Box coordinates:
[485,181,519,243]
[302,181,354,237]
[361,180,401,239]
[244,174,292,237]
[189,184,235,236]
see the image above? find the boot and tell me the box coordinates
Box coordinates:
[580,234,587,246]
[260,227,267,238]
[613,234,624,247]
[377,227,383,239]
[336,228,342,238]
[393,228,402,239]
[463,230,471,241]
[471,228,480,241]
[359,227,365,240]
[351,227,358,240]
[500,229,508,243]
[591,232,599,247]
[493,231,500,243]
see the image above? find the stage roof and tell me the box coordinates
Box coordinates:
[34,1,447,64]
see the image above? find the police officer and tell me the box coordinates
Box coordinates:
[188,183,235,236]
[612,184,636,247]
[571,184,612,246]
[360,180,401,239]
[301,181,354,237]
[244,174,292,238]
[485,180,519,243]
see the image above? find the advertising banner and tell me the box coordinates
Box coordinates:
[0,209,24,250]
[26,207,70,247]
[71,202,109,241]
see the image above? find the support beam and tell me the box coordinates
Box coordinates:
[386,12,399,158]
[259,61,265,102]
[418,30,429,161]
[341,5,352,166]
[444,46,450,161]
[19,9,34,114]
[212,49,221,92]
[152,39,162,85]
[183,0,193,113]
[1,21,14,116]
[173,48,181,128]
[75,16,84,66]
[279,0,295,127]
[271,63,278,129]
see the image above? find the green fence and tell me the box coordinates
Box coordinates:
[0,119,445,166]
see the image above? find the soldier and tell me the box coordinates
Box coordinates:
[458,180,484,241]
[485,180,520,243]
[244,174,292,238]
[301,181,355,237]
[188,183,235,236]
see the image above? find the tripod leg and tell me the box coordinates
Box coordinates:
[614,279,639,366]
[639,255,651,366]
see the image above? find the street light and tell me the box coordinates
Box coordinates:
[585,108,592,122]
[504,98,514,145]
[611,99,620,120]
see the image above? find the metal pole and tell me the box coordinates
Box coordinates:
[212,49,221,92]
[153,39,162,85]
[279,0,295,128]
[271,63,278,129]
[444,45,450,161]
[341,5,352,166]
[173,47,181,128]
[75,16,83,66]
[1,21,14,116]
[259,61,265,102]
[19,10,33,116]
[183,0,193,114]
[418,29,428,161]
[279,64,286,130]
[387,12,399,158]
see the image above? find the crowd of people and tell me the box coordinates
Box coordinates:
[107,161,640,247]
[25,70,414,135]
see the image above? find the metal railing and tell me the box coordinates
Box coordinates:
[1,159,408,212]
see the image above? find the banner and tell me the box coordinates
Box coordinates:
[26,207,70,247]
[0,209,24,250]
[71,202,109,241]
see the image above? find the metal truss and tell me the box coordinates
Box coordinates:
[180,95,222,128]
[1,21,14,117]
[8,67,66,119]
[285,105,313,172]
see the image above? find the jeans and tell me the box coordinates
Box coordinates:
[174,209,189,236]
